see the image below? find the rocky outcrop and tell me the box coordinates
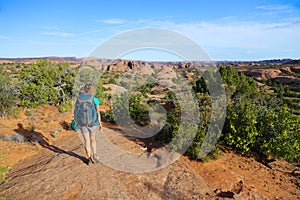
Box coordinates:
[237,68,281,80]
[272,76,300,84]
[291,66,300,73]
[103,84,127,94]
[157,67,177,80]
[237,66,300,83]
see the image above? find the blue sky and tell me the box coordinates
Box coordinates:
[0,0,300,61]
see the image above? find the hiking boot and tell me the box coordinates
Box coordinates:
[92,153,100,163]
[87,157,94,165]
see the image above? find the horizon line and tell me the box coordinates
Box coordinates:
[0,56,299,63]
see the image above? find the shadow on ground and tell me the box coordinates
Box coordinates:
[12,123,88,164]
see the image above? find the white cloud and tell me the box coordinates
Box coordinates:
[42,32,75,37]
[78,19,153,36]
[263,18,300,29]
[76,16,300,60]
[27,40,60,46]
[255,4,295,18]
[131,19,300,60]
[0,35,8,39]
[60,32,75,37]
[101,18,128,24]
[38,15,298,60]
[256,4,292,11]
[41,25,59,30]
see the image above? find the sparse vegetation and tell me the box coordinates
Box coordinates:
[0,60,299,164]
[0,133,29,143]
[106,92,150,126]
[59,101,73,113]
[52,128,62,138]
[0,59,299,200]
[0,165,10,182]
[0,68,18,118]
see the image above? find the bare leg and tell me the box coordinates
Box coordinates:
[90,132,96,155]
[90,132,100,163]
[82,132,91,159]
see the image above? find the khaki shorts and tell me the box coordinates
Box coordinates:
[80,126,98,134]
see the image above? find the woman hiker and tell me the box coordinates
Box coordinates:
[74,83,102,165]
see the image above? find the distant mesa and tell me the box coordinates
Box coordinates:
[0,56,299,66]
[284,59,300,65]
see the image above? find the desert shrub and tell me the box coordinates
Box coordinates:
[0,165,10,182]
[154,101,180,144]
[222,99,260,154]
[219,66,259,99]
[105,92,149,125]
[19,83,50,107]
[185,93,216,161]
[108,77,117,84]
[102,109,115,122]
[18,60,76,107]
[95,78,109,105]
[256,106,300,162]
[0,133,29,143]
[220,66,300,162]
[222,98,300,162]
[0,68,18,117]
[193,77,208,94]
[51,128,63,138]
[152,88,215,161]
[128,94,150,125]
[136,83,155,97]
[59,101,73,113]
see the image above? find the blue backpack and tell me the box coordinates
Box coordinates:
[74,94,98,127]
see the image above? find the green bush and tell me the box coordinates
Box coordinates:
[154,101,180,144]
[222,99,259,154]
[0,165,10,182]
[18,60,76,107]
[256,107,300,162]
[59,101,73,113]
[105,92,149,125]
[222,99,300,162]
[0,68,18,117]
[219,66,300,162]
[96,78,108,105]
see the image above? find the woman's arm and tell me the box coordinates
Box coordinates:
[97,105,102,129]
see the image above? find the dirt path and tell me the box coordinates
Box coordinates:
[0,127,215,200]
